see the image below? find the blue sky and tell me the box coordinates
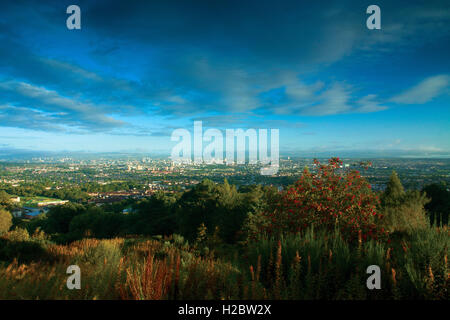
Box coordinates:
[0,0,449,157]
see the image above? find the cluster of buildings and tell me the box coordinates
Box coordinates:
[87,190,150,205]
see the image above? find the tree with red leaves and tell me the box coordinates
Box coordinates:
[253,158,387,243]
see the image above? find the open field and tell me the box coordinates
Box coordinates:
[20,197,68,208]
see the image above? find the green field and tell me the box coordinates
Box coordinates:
[21,196,66,208]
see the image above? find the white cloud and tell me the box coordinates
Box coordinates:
[390,75,449,104]
[271,79,391,116]
[285,80,324,102]
[302,83,352,116]
[355,94,388,113]
[0,81,125,131]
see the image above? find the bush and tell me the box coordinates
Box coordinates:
[250,158,387,243]
[176,179,266,243]
[422,183,449,226]
[133,192,177,236]
[380,172,429,234]
[2,227,30,242]
[0,228,51,263]
[69,207,126,240]
[41,203,86,235]
[0,208,12,234]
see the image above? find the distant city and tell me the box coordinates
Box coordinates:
[2,157,449,210]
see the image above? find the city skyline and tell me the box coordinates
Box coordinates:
[0,0,449,158]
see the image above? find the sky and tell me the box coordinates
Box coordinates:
[0,0,449,158]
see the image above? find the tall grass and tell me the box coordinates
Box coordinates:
[0,226,448,300]
[244,227,448,299]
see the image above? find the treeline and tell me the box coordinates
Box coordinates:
[14,180,275,244]
[0,181,145,202]
[0,183,89,202]
[4,159,447,246]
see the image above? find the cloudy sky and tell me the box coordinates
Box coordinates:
[0,0,449,157]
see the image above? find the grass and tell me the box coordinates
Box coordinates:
[21,196,66,208]
[0,226,448,300]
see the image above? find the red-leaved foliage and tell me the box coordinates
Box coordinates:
[260,158,388,243]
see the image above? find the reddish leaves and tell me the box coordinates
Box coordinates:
[260,158,387,243]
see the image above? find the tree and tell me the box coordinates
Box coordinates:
[176,179,264,243]
[42,203,86,235]
[214,179,244,243]
[422,183,449,225]
[380,171,429,234]
[176,179,222,241]
[69,207,126,240]
[250,158,386,243]
[0,208,12,234]
[381,171,405,206]
[241,185,280,243]
[0,191,11,208]
[134,191,177,236]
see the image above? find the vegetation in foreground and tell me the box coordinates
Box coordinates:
[0,158,448,300]
[0,227,447,300]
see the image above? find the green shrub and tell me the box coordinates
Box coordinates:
[380,172,429,234]
[0,208,12,234]
[0,228,52,263]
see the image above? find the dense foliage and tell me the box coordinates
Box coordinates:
[0,208,12,234]
[0,158,448,300]
[422,183,450,225]
[380,171,429,234]
[250,158,387,243]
